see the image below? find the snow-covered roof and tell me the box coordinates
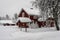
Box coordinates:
[17,17,32,23]
[38,18,46,21]
[0,20,15,24]
[48,16,53,18]
[19,8,40,16]
[24,8,40,16]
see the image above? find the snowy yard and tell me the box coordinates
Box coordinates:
[0,25,60,40]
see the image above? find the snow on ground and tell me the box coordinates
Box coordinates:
[0,26,20,40]
[0,25,60,40]
[12,31,60,40]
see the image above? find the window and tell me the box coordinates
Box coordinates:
[34,16,37,19]
[22,12,25,17]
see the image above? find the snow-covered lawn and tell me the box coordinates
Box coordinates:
[12,31,60,40]
[0,25,60,40]
[0,26,20,40]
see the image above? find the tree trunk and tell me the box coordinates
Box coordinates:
[55,19,59,30]
[53,7,59,30]
[53,14,59,30]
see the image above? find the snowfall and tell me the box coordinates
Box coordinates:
[0,25,60,40]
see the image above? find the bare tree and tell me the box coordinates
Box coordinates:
[0,17,1,20]
[14,13,18,20]
[32,0,60,30]
[6,14,10,20]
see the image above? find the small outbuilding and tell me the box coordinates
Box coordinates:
[38,18,46,28]
[46,17,55,27]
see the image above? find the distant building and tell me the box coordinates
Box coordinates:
[0,20,15,26]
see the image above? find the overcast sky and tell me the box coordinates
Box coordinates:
[0,0,34,18]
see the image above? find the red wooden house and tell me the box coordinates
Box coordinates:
[16,8,55,28]
[17,8,40,28]
[38,17,55,27]
[18,8,40,23]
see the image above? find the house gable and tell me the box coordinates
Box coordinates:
[18,8,29,18]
